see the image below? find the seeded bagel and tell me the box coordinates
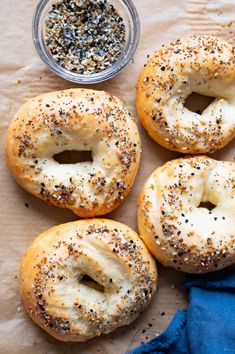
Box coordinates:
[5,89,141,217]
[138,156,235,273]
[137,35,235,154]
[20,219,157,341]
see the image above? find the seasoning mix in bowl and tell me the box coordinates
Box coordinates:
[33,0,140,83]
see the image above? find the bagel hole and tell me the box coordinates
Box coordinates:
[198,201,216,211]
[79,274,104,292]
[184,92,216,115]
[53,150,93,164]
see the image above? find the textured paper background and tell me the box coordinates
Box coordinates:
[1,0,235,353]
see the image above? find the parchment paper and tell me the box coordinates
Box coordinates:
[1,0,235,353]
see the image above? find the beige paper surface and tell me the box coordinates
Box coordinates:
[1,0,235,353]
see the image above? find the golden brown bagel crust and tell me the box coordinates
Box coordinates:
[137,35,235,154]
[20,219,157,342]
[138,156,235,273]
[5,89,141,217]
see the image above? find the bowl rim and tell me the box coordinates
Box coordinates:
[32,0,140,84]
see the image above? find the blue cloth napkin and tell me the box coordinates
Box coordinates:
[129,270,235,354]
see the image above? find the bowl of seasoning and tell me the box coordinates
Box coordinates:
[33,0,140,84]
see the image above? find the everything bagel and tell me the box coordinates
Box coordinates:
[137,35,235,154]
[138,156,235,273]
[20,219,157,341]
[5,89,141,217]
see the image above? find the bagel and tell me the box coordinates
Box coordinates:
[19,219,157,341]
[136,35,235,154]
[138,156,235,273]
[5,89,141,217]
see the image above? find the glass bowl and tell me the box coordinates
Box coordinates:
[32,0,140,84]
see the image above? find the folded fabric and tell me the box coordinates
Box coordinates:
[129,270,235,354]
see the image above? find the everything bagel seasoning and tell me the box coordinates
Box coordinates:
[45,0,126,74]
